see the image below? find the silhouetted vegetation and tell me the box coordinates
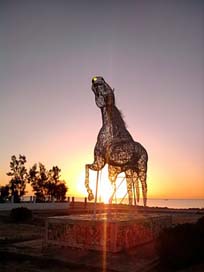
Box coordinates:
[0,184,10,203]
[7,155,28,203]
[10,207,32,222]
[28,163,68,202]
[156,216,204,269]
[0,154,68,203]
[28,163,48,202]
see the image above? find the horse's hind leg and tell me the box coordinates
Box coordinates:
[138,155,148,207]
[108,165,121,204]
[125,169,133,205]
[139,172,147,207]
[133,171,140,203]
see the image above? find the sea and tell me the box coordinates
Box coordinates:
[73,197,204,209]
[22,196,204,209]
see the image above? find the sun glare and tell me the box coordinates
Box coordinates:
[77,165,128,203]
[98,172,112,204]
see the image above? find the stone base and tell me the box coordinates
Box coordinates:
[45,213,172,252]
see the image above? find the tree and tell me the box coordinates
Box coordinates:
[0,184,10,203]
[47,166,67,201]
[28,163,48,202]
[7,155,28,202]
[54,182,67,201]
[29,163,68,202]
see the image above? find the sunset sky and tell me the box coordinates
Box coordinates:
[0,0,204,200]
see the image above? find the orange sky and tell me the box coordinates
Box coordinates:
[0,1,204,200]
[1,130,204,200]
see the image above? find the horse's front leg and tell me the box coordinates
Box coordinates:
[85,157,105,201]
[85,164,94,201]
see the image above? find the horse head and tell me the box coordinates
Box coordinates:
[92,76,115,108]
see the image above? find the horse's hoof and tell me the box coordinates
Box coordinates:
[88,193,94,201]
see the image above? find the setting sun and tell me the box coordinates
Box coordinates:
[77,165,129,204]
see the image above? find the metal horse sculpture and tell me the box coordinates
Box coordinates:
[85,76,148,206]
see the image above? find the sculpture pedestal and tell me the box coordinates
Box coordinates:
[45,213,171,252]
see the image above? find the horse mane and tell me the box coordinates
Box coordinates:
[113,106,127,129]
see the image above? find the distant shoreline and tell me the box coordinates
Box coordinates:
[3,196,204,210]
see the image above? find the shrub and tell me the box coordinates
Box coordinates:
[195,216,204,259]
[156,216,204,269]
[10,207,32,223]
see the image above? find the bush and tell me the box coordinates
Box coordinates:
[156,216,204,269]
[195,216,204,259]
[10,207,32,223]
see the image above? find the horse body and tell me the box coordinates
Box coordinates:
[85,76,148,206]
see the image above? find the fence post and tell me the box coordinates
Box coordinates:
[71,197,75,206]
[84,197,87,208]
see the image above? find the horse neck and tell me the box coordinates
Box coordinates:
[101,105,126,129]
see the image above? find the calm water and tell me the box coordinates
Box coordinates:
[74,197,204,209]
[22,196,204,209]
[144,198,204,209]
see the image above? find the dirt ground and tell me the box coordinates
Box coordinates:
[0,260,88,272]
[0,206,204,272]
